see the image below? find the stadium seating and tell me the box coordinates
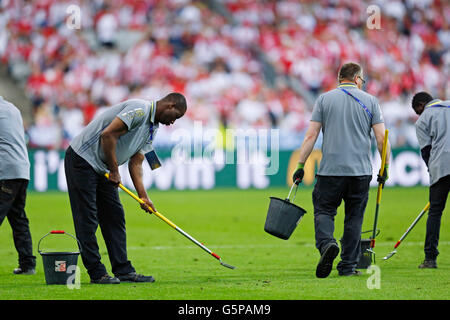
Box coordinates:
[1,0,448,149]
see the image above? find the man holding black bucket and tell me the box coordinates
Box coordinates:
[292,62,390,278]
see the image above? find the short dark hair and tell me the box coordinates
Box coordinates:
[338,62,362,82]
[412,91,433,109]
[164,92,187,113]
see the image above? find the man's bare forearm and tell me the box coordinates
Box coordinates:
[298,136,317,164]
[129,156,147,199]
[373,123,390,166]
[377,140,391,166]
[128,157,156,213]
[100,117,129,177]
[101,133,119,173]
[298,121,322,164]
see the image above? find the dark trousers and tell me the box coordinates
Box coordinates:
[64,147,135,279]
[0,179,36,269]
[425,175,450,260]
[312,175,371,274]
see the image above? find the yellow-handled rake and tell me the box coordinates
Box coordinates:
[105,173,236,269]
[367,129,389,262]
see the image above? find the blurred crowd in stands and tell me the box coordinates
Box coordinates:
[0,0,448,150]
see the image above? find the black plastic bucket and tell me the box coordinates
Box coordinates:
[264,183,307,240]
[342,230,378,269]
[38,230,81,285]
[357,239,372,269]
[357,229,381,268]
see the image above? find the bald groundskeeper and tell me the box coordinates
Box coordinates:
[412,92,450,269]
[0,96,36,275]
[292,62,390,278]
[64,92,187,284]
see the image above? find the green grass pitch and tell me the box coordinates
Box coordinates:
[0,186,448,300]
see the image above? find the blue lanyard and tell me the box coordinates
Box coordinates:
[427,100,450,109]
[149,124,154,140]
[149,101,155,141]
[338,87,373,120]
[430,105,450,108]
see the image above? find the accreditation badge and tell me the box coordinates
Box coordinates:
[146,150,162,170]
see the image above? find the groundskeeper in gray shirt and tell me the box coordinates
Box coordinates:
[64,92,187,283]
[70,99,158,175]
[292,62,390,278]
[0,96,30,180]
[415,99,450,186]
[311,83,384,176]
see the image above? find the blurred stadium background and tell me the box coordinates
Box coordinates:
[0,0,448,191]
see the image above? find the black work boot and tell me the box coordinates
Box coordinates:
[339,270,362,276]
[316,242,340,278]
[13,267,36,275]
[117,272,155,283]
[418,260,437,269]
[90,274,120,284]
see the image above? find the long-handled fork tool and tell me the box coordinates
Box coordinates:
[105,173,236,269]
[383,202,430,261]
[367,129,389,262]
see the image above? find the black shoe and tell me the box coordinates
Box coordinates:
[117,272,155,283]
[90,274,120,284]
[13,267,36,275]
[339,270,362,276]
[418,260,437,269]
[316,243,340,278]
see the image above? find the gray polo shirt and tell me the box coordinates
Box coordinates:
[415,99,450,186]
[70,99,158,175]
[0,96,30,180]
[311,83,384,176]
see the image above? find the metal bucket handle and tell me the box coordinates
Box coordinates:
[38,230,82,254]
[361,229,381,237]
[286,182,299,203]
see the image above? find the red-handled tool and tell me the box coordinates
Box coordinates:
[383,202,430,260]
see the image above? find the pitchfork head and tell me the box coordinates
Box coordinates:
[383,250,397,261]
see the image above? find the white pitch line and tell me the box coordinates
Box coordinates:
[128,241,450,251]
